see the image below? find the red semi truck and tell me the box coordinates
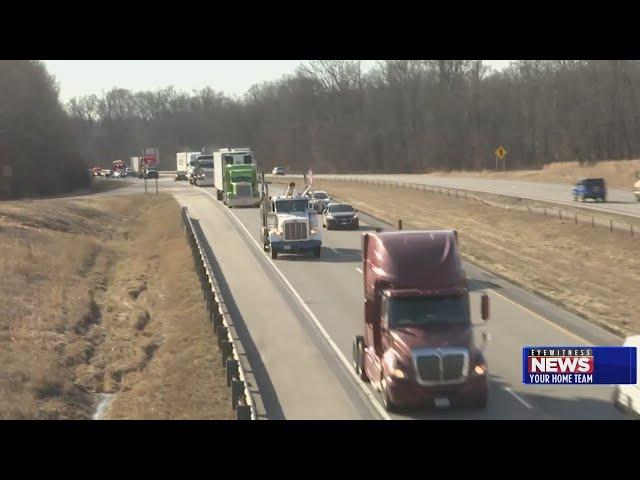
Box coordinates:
[352,229,490,412]
[112,159,126,176]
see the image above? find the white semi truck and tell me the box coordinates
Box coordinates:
[186,151,203,184]
[193,154,214,187]
[260,178,322,259]
[131,156,142,175]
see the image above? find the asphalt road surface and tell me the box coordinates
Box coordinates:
[312,174,640,219]
[88,176,633,419]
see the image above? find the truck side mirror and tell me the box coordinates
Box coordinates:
[267,213,277,229]
[481,294,490,321]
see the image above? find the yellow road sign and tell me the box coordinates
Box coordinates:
[495,146,507,159]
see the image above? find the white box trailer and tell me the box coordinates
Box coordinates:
[131,156,142,173]
[176,152,195,180]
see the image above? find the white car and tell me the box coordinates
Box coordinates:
[103,169,112,177]
[112,170,122,178]
[272,167,286,175]
[613,335,640,417]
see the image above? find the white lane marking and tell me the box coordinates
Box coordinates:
[198,188,391,420]
[355,267,363,274]
[504,387,533,410]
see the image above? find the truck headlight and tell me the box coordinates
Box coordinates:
[310,228,318,235]
[473,364,487,375]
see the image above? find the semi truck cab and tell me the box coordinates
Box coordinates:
[353,230,490,412]
[224,165,261,207]
[261,181,322,259]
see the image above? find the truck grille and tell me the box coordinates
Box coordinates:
[413,348,468,385]
[236,183,251,197]
[284,222,307,240]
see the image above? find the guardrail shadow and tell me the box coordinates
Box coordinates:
[191,218,286,420]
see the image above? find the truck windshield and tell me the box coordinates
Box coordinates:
[583,179,604,188]
[275,200,308,213]
[388,295,470,327]
[198,160,213,168]
[328,204,354,213]
[314,192,328,199]
[231,175,253,183]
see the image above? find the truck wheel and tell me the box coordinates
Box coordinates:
[313,246,321,258]
[271,248,278,259]
[352,336,369,382]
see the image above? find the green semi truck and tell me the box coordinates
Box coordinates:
[213,148,261,207]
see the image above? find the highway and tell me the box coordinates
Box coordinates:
[91,176,632,419]
[313,174,640,219]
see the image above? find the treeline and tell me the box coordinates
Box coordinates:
[0,61,89,198]
[67,60,640,173]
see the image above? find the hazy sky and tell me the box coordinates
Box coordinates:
[44,60,514,103]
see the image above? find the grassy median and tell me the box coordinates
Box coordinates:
[0,194,233,419]
[308,179,640,337]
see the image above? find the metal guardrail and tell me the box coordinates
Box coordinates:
[267,174,640,239]
[181,206,256,420]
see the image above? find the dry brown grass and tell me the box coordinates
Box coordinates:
[312,179,640,337]
[0,194,232,419]
[433,159,640,190]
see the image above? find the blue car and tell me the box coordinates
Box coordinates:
[573,178,606,202]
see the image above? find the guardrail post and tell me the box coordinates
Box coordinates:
[237,404,251,420]
[226,358,239,387]
[231,379,244,410]
[212,309,223,333]
[575,213,578,225]
[610,219,613,232]
[398,219,403,230]
[632,224,634,237]
[558,209,562,219]
[220,340,232,367]
[217,326,228,346]
[592,216,595,228]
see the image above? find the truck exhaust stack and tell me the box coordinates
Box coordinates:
[285,182,296,197]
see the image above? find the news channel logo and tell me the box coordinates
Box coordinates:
[523,346,637,385]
